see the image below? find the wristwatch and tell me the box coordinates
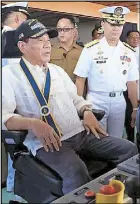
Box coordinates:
[133,108,138,111]
[82,107,93,117]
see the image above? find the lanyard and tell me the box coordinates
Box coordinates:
[20,58,61,137]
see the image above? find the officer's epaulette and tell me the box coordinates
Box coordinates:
[84,40,99,48]
[123,42,136,52]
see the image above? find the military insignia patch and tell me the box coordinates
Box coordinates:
[97,50,104,55]
[123,70,127,75]
[120,55,131,63]
[40,105,50,116]
[114,7,123,16]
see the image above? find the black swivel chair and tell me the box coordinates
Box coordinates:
[2,110,110,203]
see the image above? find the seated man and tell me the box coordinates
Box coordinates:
[2,19,138,195]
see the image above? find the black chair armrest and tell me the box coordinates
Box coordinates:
[80,109,105,121]
[2,130,28,145]
[92,109,105,121]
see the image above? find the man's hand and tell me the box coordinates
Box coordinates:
[131,110,137,128]
[83,111,109,139]
[30,118,62,152]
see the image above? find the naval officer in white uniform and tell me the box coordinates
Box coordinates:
[2,2,30,66]
[74,6,139,138]
[2,2,29,33]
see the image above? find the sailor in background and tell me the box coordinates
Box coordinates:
[126,30,140,64]
[92,23,104,41]
[2,2,30,192]
[74,6,139,138]
[123,30,140,142]
[2,1,30,33]
[2,2,30,65]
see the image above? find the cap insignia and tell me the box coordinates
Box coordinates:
[114,7,123,16]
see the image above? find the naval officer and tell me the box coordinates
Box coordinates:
[74,6,139,138]
[2,1,30,33]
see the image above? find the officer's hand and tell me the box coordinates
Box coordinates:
[30,118,62,152]
[131,110,137,128]
[83,111,109,139]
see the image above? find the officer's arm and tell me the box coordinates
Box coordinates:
[74,47,92,96]
[75,76,86,96]
[126,53,139,110]
[127,81,138,110]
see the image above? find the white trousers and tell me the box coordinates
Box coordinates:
[87,92,126,137]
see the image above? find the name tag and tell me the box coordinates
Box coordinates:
[96,61,106,64]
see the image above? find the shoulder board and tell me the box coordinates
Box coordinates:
[123,42,136,52]
[84,40,99,48]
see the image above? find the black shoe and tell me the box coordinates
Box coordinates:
[9,201,21,204]
[1,181,6,188]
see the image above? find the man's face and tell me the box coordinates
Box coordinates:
[19,34,51,65]
[92,30,103,40]
[127,32,140,48]
[17,12,28,25]
[57,18,75,43]
[101,21,123,41]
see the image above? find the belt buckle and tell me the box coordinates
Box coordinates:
[109,92,116,97]
[40,105,50,116]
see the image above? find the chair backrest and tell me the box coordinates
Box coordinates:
[2,30,27,159]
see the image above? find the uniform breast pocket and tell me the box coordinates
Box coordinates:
[50,54,63,68]
[70,55,79,62]
[94,62,106,76]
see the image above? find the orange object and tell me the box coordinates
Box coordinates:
[96,180,125,203]
[100,185,116,195]
[85,190,95,198]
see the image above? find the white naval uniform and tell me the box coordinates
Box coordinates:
[135,46,139,65]
[135,46,140,98]
[2,25,13,33]
[74,37,139,137]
